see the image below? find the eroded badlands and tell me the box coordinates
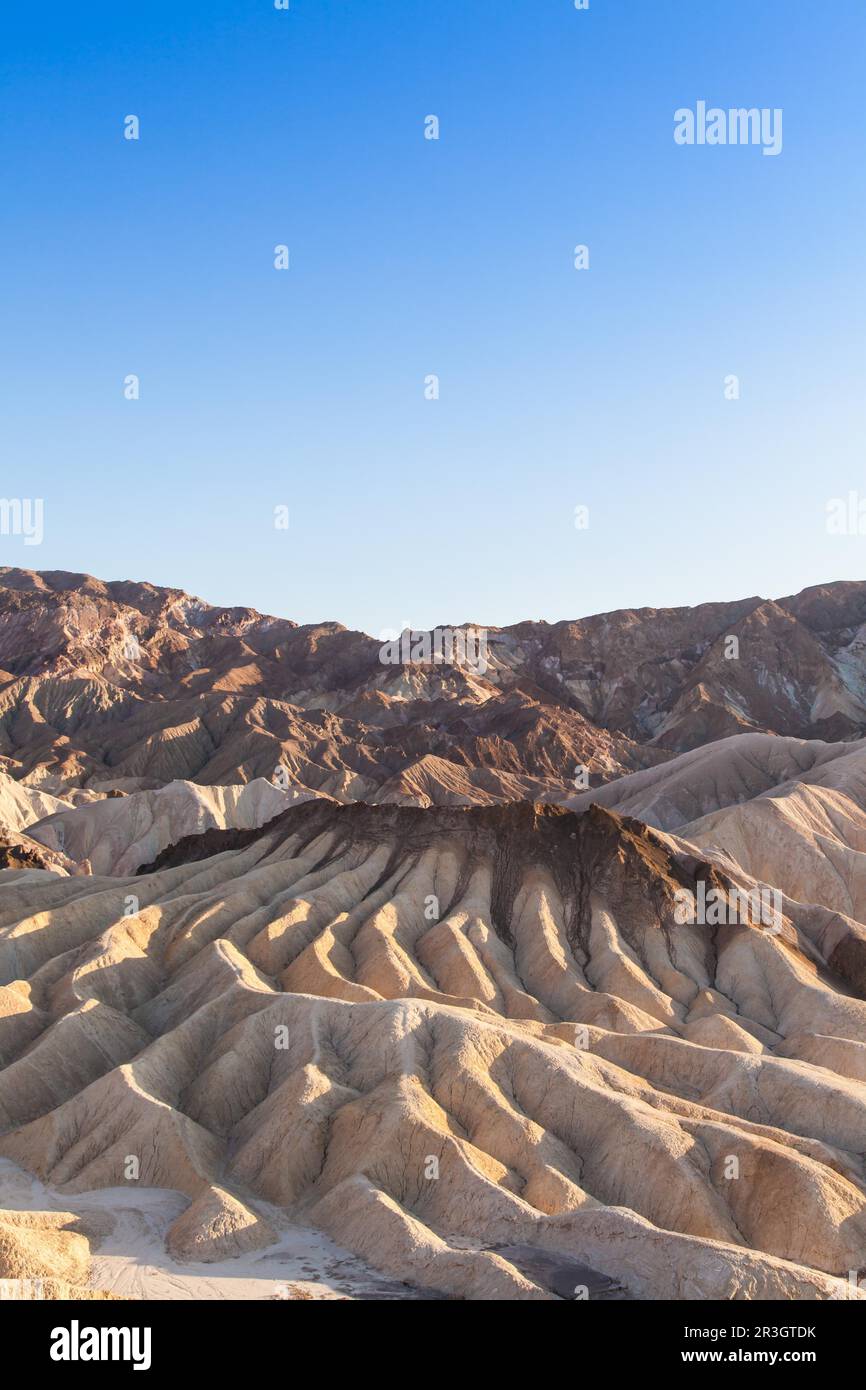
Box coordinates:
[3,795,866,1300]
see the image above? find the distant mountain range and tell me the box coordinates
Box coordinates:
[2,567,866,803]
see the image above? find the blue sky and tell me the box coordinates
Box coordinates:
[2,1,864,634]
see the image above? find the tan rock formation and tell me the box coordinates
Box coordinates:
[1,798,865,1300]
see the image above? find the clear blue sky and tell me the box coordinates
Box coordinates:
[2,1,864,635]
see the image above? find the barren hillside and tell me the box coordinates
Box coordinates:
[3,571,866,1300]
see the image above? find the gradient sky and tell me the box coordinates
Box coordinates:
[2,1,864,635]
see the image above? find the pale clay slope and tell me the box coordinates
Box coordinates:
[1,799,866,1300]
[0,775,71,835]
[568,732,866,831]
[26,777,315,876]
[579,731,866,926]
[569,731,866,950]
[683,782,866,924]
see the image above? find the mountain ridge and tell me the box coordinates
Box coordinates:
[2,569,866,805]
